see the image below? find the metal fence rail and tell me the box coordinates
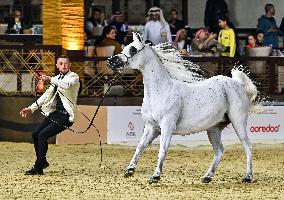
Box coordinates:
[0,45,61,96]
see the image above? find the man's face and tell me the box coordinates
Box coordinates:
[56,58,71,74]
[199,31,209,40]
[15,10,21,20]
[94,11,101,20]
[153,14,160,21]
[257,33,264,42]
[115,16,124,23]
[271,6,275,16]
[171,11,177,20]
[179,30,187,40]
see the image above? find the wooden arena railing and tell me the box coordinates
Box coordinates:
[1,44,284,101]
[0,45,62,96]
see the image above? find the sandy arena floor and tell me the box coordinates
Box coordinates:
[0,142,283,200]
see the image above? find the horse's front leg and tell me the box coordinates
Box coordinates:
[124,124,159,178]
[149,118,175,184]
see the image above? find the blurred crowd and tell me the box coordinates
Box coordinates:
[2,1,284,58]
[83,1,284,59]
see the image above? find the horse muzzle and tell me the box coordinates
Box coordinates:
[107,55,126,71]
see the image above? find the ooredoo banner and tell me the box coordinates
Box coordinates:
[107,106,284,144]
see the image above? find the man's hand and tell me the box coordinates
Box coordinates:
[41,75,51,82]
[208,33,217,40]
[268,27,278,32]
[20,108,31,118]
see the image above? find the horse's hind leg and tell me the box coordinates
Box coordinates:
[229,113,253,183]
[202,124,227,183]
[124,124,159,178]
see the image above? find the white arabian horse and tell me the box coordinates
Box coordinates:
[108,33,258,184]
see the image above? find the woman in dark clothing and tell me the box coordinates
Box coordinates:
[96,26,122,55]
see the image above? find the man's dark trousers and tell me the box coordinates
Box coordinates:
[32,111,73,169]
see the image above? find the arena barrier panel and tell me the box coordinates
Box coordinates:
[106,106,284,145]
[56,105,107,145]
[55,105,284,145]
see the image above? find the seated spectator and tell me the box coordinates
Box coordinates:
[168,9,185,35]
[256,3,284,48]
[108,11,128,45]
[256,31,264,46]
[280,17,284,32]
[173,28,191,52]
[246,34,259,48]
[144,7,172,45]
[218,16,236,57]
[6,10,23,34]
[191,28,225,56]
[85,8,107,38]
[96,26,122,55]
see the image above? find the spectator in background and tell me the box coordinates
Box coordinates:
[204,0,228,34]
[191,28,225,56]
[256,31,264,46]
[144,7,172,45]
[256,4,284,48]
[280,17,284,32]
[109,11,128,45]
[85,8,107,38]
[246,34,259,48]
[168,9,185,35]
[218,16,236,57]
[6,10,23,34]
[96,26,122,55]
[173,28,191,53]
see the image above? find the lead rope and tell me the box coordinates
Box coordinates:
[34,73,120,163]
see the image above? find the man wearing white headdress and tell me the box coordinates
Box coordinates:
[144,7,172,45]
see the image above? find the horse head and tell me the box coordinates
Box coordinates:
[107,32,146,71]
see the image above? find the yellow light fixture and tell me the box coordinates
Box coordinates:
[61,1,84,50]
[43,0,84,50]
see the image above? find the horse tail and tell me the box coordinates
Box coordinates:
[231,69,261,113]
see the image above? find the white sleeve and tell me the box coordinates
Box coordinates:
[28,85,54,113]
[86,21,94,33]
[166,24,172,42]
[50,73,79,90]
[144,23,149,41]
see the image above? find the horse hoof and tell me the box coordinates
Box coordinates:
[201,177,212,183]
[242,177,253,183]
[149,176,160,184]
[124,168,135,178]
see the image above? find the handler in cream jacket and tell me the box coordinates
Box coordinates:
[20,55,80,175]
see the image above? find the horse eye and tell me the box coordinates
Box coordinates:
[129,46,137,56]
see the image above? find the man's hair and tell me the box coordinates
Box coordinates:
[171,9,178,14]
[256,30,264,35]
[93,8,102,13]
[57,55,70,62]
[265,4,274,13]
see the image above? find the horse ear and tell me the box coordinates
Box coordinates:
[133,32,143,43]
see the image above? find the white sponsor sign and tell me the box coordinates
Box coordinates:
[107,106,284,144]
[107,106,144,144]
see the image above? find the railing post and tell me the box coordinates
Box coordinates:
[270,60,277,94]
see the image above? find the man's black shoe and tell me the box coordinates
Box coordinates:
[43,161,49,169]
[25,167,44,175]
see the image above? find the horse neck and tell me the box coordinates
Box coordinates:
[140,48,172,97]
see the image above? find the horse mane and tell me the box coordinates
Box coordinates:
[152,43,205,83]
